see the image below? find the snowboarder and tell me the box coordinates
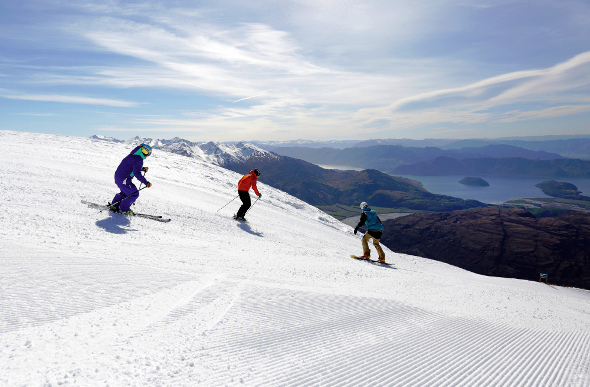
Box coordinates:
[234,169,262,221]
[353,202,386,263]
[109,143,153,214]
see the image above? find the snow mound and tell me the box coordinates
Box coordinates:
[1,130,589,386]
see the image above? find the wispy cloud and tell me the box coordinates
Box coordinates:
[232,90,271,103]
[355,51,590,129]
[4,0,590,139]
[0,90,140,107]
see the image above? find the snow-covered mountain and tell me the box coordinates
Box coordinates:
[91,135,280,166]
[2,130,590,386]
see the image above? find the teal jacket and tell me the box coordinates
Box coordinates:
[354,206,384,232]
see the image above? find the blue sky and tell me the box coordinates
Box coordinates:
[1,0,590,142]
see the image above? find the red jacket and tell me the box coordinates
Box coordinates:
[238,170,260,196]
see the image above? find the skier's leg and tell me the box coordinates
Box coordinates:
[118,179,138,211]
[111,177,127,206]
[373,239,385,260]
[369,230,385,260]
[361,232,371,257]
[111,192,125,206]
[236,190,251,218]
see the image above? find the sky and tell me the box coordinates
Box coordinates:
[1,0,590,142]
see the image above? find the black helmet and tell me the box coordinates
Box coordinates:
[253,169,260,176]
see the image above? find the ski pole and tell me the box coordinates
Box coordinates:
[217,194,239,213]
[244,196,260,216]
[111,185,149,208]
[135,169,148,202]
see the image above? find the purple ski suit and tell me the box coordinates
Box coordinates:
[111,146,150,211]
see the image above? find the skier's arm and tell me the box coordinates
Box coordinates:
[133,159,149,185]
[354,213,367,234]
[252,179,261,196]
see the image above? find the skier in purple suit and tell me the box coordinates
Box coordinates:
[109,144,153,214]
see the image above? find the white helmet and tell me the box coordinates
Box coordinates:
[360,202,368,210]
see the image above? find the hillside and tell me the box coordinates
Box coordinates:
[1,131,590,386]
[394,156,590,178]
[380,208,590,289]
[223,155,486,211]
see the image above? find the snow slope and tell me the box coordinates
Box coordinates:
[1,130,590,386]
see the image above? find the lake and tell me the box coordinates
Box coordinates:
[318,164,590,204]
[398,175,590,204]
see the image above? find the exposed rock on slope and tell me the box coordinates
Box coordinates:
[380,208,590,289]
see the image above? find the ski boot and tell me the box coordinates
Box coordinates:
[378,257,386,264]
[362,250,371,260]
[108,202,120,212]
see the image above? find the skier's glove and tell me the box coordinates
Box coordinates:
[146,181,152,188]
[142,167,149,173]
[258,193,262,198]
[354,227,358,235]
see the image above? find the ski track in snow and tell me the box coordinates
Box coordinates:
[1,131,590,386]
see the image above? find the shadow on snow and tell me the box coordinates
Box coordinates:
[236,222,263,237]
[95,213,133,234]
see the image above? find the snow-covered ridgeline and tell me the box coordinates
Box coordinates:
[1,130,589,386]
[91,135,280,165]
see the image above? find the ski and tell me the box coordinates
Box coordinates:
[81,200,171,222]
[350,255,393,266]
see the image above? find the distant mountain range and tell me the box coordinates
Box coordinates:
[253,135,590,159]
[252,139,360,150]
[394,157,590,178]
[441,138,590,159]
[254,138,458,150]
[268,144,565,174]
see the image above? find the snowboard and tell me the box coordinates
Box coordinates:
[350,255,393,266]
[81,200,171,222]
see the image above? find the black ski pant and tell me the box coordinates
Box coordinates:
[236,190,251,218]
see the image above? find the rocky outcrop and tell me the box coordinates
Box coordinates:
[380,208,590,289]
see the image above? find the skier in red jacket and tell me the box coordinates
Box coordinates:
[234,169,262,221]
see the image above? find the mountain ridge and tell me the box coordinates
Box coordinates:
[267,144,565,174]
